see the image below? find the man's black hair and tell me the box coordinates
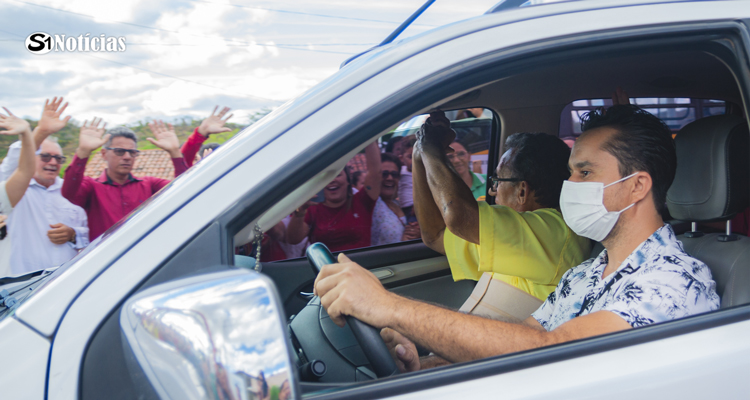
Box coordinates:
[381,152,403,170]
[581,105,676,214]
[105,127,138,147]
[385,136,403,153]
[503,132,571,209]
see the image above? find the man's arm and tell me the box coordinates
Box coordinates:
[412,148,446,253]
[1,111,35,207]
[417,112,479,244]
[182,106,234,167]
[361,141,382,201]
[64,119,108,206]
[316,256,631,364]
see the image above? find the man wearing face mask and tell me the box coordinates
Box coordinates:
[313,104,719,372]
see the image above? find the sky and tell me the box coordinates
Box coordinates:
[0,0,501,126]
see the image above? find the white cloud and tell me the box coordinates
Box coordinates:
[0,0,499,125]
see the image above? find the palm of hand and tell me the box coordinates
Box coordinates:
[79,127,107,150]
[38,111,67,133]
[199,116,225,134]
[147,121,179,151]
[0,114,31,136]
[153,129,179,150]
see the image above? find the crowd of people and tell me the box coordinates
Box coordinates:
[0,98,234,276]
[0,97,489,275]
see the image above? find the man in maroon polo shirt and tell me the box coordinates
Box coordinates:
[62,119,187,240]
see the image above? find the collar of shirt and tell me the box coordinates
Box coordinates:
[29,176,63,191]
[97,169,142,186]
[588,224,677,284]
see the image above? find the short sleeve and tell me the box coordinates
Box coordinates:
[602,271,720,328]
[443,228,482,281]
[0,181,11,214]
[531,269,570,331]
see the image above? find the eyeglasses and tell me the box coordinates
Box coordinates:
[490,175,522,190]
[105,147,140,157]
[447,151,469,160]
[38,153,66,163]
[382,171,401,179]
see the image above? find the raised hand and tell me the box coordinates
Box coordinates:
[197,106,233,137]
[612,87,631,106]
[416,110,455,158]
[76,117,108,158]
[0,107,32,136]
[147,120,181,158]
[36,97,71,136]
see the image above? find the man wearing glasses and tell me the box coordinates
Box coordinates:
[0,98,89,274]
[411,111,590,340]
[62,119,186,240]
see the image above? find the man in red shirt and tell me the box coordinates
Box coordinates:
[62,119,187,240]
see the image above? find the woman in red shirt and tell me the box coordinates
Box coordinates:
[287,142,382,252]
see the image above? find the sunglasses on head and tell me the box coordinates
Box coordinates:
[38,153,66,163]
[382,170,400,179]
[105,147,140,157]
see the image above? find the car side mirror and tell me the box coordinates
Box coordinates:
[120,268,297,400]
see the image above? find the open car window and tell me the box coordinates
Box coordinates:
[233,108,497,263]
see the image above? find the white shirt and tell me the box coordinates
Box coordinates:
[0,181,12,277]
[532,224,720,330]
[398,165,413,208]
[371,198,406,246]
[1,141,89,274]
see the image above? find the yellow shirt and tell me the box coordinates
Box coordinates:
[444,202,591,301]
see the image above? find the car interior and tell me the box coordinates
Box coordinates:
[79,27,750,400]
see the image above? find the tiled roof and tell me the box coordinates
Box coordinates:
[84,150,177,180]
[346,153,367,173]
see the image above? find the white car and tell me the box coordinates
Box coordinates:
[2,1,750,399]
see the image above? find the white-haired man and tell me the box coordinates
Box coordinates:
[0,98,89,275]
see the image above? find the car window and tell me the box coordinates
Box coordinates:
[559,98,727,144]
[233,108,497,262]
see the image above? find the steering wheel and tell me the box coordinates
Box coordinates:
[306,243,400,378]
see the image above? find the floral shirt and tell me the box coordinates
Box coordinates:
[371,198,406,246]
[532,224,720,331]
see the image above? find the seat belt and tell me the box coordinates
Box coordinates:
[459,272,542,321]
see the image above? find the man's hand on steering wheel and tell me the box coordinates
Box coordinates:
[381,328,421,372]
[314,253,395,328]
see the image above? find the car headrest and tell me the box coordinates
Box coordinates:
[667,115,749,222]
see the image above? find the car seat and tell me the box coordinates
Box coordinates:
[666,115,750,308]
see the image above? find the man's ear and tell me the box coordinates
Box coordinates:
[100,148,106,157]
[516,181,529,206]
[631,172,653,203]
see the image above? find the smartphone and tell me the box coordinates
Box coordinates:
[406,214,418,224]
[312,189,325,203]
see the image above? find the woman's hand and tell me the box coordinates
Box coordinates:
[401,221,421,241]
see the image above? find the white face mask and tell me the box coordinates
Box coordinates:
[559,172,639,242]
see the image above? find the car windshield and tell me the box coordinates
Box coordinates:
[0,268,57,323]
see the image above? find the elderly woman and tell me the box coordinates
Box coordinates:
[371,153,420,246]
[287,142,381,252]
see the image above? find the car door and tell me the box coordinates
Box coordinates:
[35,2,750,399]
